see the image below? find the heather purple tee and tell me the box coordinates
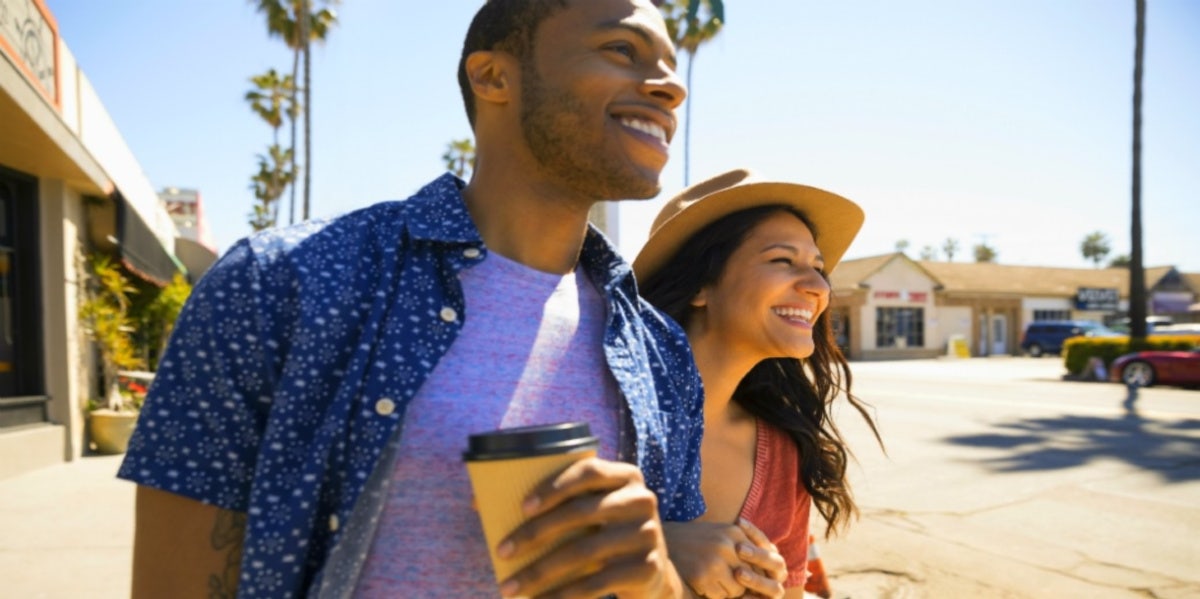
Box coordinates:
[353,251,621,595]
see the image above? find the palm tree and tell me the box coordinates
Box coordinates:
[442,138,477,179]
[251,0,339,223]
[942,237,960,261]
[1128,0,1148,341]
[249,145,296,231]
[658,0,725,185]
[246,69,293,140]
[246,69,297,224]
[1080,231,1112,268]
[251,0,300,224]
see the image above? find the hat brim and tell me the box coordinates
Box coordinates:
[633,181,864,284]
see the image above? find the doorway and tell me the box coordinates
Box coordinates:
[992,314,1008,355]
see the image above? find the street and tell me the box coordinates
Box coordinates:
[2,356,1197,598]
[818,356,1200,598]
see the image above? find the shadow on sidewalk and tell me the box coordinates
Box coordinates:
[940,386,1200,483]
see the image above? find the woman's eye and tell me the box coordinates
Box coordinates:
[770,257,794,266]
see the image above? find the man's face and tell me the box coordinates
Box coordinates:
[519,0,686,201]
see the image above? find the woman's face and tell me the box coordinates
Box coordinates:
[690,211,830,361]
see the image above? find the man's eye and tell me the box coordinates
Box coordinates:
[606,42,635,59]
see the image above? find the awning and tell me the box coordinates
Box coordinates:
[116,194,183,287]
[175,236,218,284]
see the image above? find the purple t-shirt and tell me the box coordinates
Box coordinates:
[353,251,621,595]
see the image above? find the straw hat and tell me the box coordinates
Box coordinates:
[633,169,865,283]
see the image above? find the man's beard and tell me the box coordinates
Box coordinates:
[520,65,660,202]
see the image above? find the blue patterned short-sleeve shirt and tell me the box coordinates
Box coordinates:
[118,174,705,598]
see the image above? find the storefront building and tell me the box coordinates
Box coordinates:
[830,253,1200,360]
[1,0,190,477]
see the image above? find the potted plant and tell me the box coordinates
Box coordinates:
[79,253,146,454]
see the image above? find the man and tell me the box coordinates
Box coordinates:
[121,0,705,597]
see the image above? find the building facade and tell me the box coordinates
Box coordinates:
[160,186,218,281]
[1,0,188,477]
[830,253,1200,360]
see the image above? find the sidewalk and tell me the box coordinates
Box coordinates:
[3,458,829,598]
[0,454,133,598]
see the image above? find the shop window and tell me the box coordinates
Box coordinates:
[0,168,45,428]
[831,309,850,355]
[1033,310,1071,321]
[876,307,924,348]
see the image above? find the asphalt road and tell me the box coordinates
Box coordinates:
[816,356,1200,599]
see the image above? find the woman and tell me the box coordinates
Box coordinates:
[637,169,882,598]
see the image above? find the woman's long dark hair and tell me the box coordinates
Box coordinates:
[640,205,882,537]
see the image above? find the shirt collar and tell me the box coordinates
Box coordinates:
[404,173,483,245]
[406,173,638,298]
[581,225,639,300]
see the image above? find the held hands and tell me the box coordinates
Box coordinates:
[664,518,787,599]
[496,457,683,599]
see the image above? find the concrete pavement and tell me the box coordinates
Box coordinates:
[0,456,823,597]
[0,454,133,598]
[4,357,1196,598]
[815,357,1200,599]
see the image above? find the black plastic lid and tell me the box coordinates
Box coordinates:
[462,421,598,461]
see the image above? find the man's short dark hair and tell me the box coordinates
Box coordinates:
[457,0,570,129]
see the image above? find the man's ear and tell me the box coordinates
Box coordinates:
[464,50,516,106]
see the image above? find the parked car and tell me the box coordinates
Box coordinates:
[1151,323,1200,335]
[1108,315,1175,334]
[1109,347,1200,388]
[1020,320,1120,357]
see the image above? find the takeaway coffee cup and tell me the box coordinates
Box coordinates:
[463,421,599,582]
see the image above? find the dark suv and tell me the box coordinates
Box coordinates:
[1020,320,1119,357]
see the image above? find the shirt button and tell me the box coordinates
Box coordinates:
[440,307,458,322]
[329,514,340,532]
[375,398,396,416]
[463,247,481,259]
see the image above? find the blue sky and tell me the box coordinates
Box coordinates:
[48,1,1200,271]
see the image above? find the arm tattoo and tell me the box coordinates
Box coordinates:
[207,509,247,599]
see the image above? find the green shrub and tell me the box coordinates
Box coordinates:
[134,273,192,371]
[79,254,144,411]
[1063,334,1200,375]
[80,254,193,409]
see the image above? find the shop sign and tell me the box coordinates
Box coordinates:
[1074,287,1119,311]
[1151,292,1193,314]
[873,290,928,303]
[0,0,58,102]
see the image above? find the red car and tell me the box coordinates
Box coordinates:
[1109,347,1200,388]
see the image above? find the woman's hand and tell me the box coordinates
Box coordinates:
[664,518,787,598]
[731,518,787,598]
